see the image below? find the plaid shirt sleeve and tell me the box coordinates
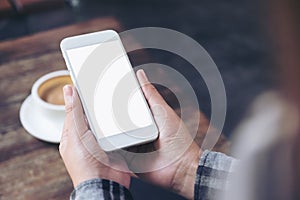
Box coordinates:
[194,150,238,200]
[70,178,133,200]
[70,151,236,200]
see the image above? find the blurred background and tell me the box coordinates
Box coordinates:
[0,0,275,199]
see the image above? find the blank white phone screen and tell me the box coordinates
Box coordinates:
[66,38,152,138]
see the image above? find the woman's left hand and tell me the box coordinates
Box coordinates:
[59,85,131,188]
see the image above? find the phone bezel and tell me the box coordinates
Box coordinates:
[60,30,158,151]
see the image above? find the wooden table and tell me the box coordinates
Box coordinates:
[0,17,229,199]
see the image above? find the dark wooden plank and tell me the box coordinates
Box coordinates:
[0,147,72,199]
[0,52,65,105]
[0,17,122,64]
[0,102,23,135]
[0,127,54,162]
[0,51,63,77]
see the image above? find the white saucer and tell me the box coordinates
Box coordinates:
[20,95,65,143]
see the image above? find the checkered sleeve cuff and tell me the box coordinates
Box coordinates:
[194,150,238,200]
[70,178,133,200]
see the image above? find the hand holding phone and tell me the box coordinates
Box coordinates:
[60,30,158,151]
[59,67,201,199]
[59,85,131,188]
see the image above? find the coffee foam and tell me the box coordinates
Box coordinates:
[38,75,72,105]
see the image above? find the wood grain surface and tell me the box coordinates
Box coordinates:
[0,17,229,200]
[0,17,121,200]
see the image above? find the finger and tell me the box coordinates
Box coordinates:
[136,70,182,135]
[60,117,69,143]
[60,85,73,149]
[136,69,168,108]
[59,117,69,155]
[63,85,89,137]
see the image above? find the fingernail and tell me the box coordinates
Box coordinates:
[63,85,73,105]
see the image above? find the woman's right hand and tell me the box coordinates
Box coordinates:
[125,70,202,200]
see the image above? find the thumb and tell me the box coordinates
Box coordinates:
[136,69,178,130]
[63,85,89,137]
[136,69,168,109]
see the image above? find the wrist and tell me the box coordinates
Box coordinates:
[72,173,102,188]
[103,170,131,189]
[72,168,131,189]
[171,143,202,200]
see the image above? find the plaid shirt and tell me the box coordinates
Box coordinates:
[70,150,236,200]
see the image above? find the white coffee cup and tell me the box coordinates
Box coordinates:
[31,70,72,112]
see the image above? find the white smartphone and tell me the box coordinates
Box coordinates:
[60,30,158,151]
